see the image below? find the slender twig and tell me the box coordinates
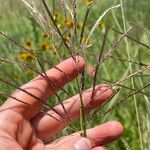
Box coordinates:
[99,25,134,65]
[86,4,121,42]
[90,25,109,104]
[41,0,74,56]
[111,28,150,49]
[0,92,60,122]
[110,56,149,67]
[72,0,78,41]
[37,59,71,121]
[100,77,150,97]
[0,57,73,104]
[80,3,92,44]
[0,31,72,79]
[100,82,150,118]
[79,3,93,92]
[0,77,63,119]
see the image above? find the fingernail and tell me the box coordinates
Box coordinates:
[74,138,91,150]
[95,86,109,97]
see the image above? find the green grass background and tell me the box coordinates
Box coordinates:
[0,0,150,149]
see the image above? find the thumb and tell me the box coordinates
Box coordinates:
[45,136,92,150]
[74,138,91,150]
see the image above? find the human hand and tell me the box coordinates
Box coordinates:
[0,56,123,150]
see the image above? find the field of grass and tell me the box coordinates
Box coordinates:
[0,0,150,149]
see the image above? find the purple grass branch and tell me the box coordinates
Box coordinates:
[0,57,73,106]
[99,25,134,66]
[0,77,64,119]
[72,0,78,41]
[100,77,150,97]
[0,92,60,122]
[37,59,71,121]
[110,56,149,67]
[100,82,150,118]
[0,31,72,79]
[90,25,109,105]
[111,28,150,49]
[41,0,75,57]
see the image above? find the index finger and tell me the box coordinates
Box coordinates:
[1,56,85,119]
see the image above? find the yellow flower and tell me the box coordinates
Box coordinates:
[26,70,34,76]
[41,33,48,39]
[99,21,105,29]
[63,35,70,42]
[86,0,93,5]
[53,12,61,23]
[13,74,20,80]
[40,41,51,51]
[61,18,73,28]
[61,18,82,30]
[18,52,35,61]
[22,39,33,49]
[81,37,91,45]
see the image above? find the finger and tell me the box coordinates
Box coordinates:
[91,146,107,150]
[45,121,123,150]
[1,56,85,119]
[46,137,91,150]
[85,121,123,146]
[32,84,113,139]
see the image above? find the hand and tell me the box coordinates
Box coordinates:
[0,56,123,150]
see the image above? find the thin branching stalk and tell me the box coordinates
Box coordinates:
[80,2,92,44]
[79,2,93,92]
[133,22,150,34]
[0,31,73,78]
[72,0,78,41]
[90,25,109,105]
[110,56,149,67]
[120,1,143,149]
[0,57,73,107]
[100,77,150,97]
[0,92,60,122]
[111,28,150,49]
[86,4,121,43]
[100,82,150,118]
[41,0,75,57]
[88,64,150,105]
[36,59,71,121]
[99,25,134,65]
[76,77,87,137]
[0,77,65,119]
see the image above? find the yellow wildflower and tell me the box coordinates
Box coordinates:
[13,74,20,80]
[61,18,73,28]
[86,0,93,5]
[53,12,61,23]
[81,37,91,45]
[40,41,51,51]
[26,70,34,76]
[99,21,105,29]
[63,35,70,42]
[41,32,48,39]
[22,39,32,49]
[61,18,82,30]
[18,52,35,61]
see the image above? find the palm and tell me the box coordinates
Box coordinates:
[0,57,123,150]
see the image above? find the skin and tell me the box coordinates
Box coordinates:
[0,56,123,150]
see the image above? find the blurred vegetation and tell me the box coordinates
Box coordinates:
[0,0,150,149]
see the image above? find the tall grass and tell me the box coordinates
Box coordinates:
[0,0,150,149]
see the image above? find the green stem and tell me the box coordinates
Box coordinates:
[120,1,143,149]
